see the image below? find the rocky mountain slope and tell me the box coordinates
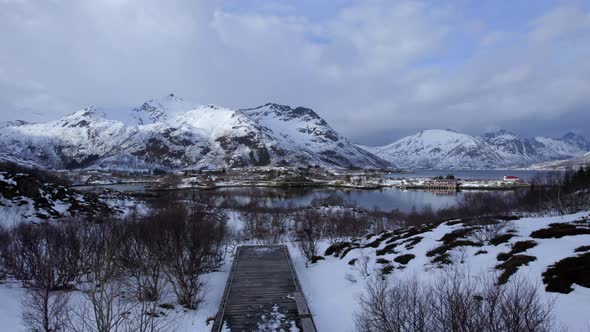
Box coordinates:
[0,161,142,224]
[362,129,589,169]
[0,94,391,171]
[528,152,590,170]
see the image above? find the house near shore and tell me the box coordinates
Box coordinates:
[424,178,459,190]
[503,175,521,182]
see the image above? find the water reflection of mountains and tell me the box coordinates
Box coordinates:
[168,187,464,213]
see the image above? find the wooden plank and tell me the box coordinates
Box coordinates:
[212,245,317,332]
[300,318,317,332]
[294,292,310,317]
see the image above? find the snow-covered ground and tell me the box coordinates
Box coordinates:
[2,208,589,331]
[290,212,590,331]
[0,265,231,332]
[0,170,148,225]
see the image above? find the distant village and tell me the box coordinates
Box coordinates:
[68,166,531,192]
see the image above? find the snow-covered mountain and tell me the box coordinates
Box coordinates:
[527,152,590,170]
[362,129,589,169]
[0,95,391,170]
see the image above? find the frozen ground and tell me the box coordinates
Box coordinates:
[1,210,589,331]
[290,211,590,332]
[0,261,231,331]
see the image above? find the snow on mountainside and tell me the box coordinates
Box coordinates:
[0,95,391,170]
[527,152,590,170]
[363,129,589,169]
[364,129,506,169]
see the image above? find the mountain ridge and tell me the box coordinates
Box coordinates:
[0,95,392,171]
[361,129,589,169]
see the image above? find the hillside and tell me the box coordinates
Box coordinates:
[292,212,590,331]
[0,161,143,224]
[0,95,391,171]
[528,152,590,170]
[362,129,589,169]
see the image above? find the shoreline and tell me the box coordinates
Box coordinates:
[73,179,543,193]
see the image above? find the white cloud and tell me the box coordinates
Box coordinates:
[0,0,589,144]
[530,6,590,42]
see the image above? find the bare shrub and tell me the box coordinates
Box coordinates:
[355,271,556,332]
[0,224,9,280]
[472,220,516,243]
[159,206,226,309]
[293,210,323,264]
[22,286,70,332]
[73,222,133,332]
[242,211,286,244]
[355,276,429,332]
[118,216,166,303]
[0,222,84,331]
[352,250,372,279]
[323,210,370,245]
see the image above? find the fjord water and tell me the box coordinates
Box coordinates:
[185,187,465,213]
[76,170,551,213]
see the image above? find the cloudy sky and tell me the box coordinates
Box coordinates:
[1,0,589,145]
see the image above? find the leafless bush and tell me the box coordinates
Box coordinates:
[352,250,372,280]
[0,224,9,280]
[471,220,516,243]
[159,206,226,309]
[293,210,323,264]
[0,222,84,331]
[356,276,429,332]
[355,271,556,332]
[2,221,86,290]
[117,216,166,303]
[323,210,370,245]
[22,287,70,332]
[72,222,132,332]
[242,211,287,244]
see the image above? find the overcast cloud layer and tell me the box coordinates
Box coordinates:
[1,0,589,145]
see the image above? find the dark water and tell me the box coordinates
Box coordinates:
[74,169,547,213]
[179,187,465,213]
[77,184,467,213]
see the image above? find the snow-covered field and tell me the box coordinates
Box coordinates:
[1,207,589,331]
[0,264,231,331]
[290,212,590,331]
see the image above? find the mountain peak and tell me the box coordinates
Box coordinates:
[0,99,390,170]
[483,129,518,138]
[241,103,326,124]
[560,131,590,150]
[363,128,588,169]
[561,131,584,140]
[63,106,101,120]
[131,94,196,125]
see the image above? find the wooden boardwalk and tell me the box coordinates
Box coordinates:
[212,245,316,332]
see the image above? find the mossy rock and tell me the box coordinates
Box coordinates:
[531,223,590,239]
[496,255,537,284]
[542,252,590,293]
[393,254,415,265]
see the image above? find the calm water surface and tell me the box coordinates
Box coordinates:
[75,169,549,213]
[75,184,501,213]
